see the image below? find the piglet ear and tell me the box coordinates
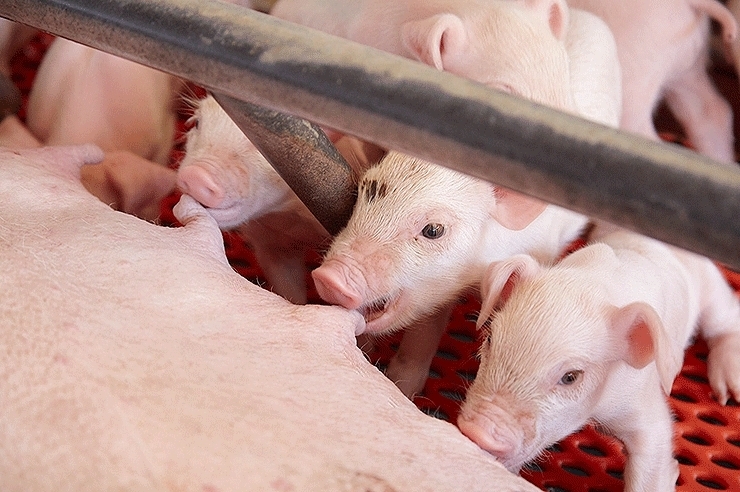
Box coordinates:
[477,255,540,329]
[401,14,468,71]
[490,185,548,230]
[525,0,569,41]
[610,302,685,395]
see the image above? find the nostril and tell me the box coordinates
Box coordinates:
[177,165,225,208]
[312,266,363,310]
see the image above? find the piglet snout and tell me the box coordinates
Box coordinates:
[458,415,515,457]
[457,400,527,467]
[312,261,363,310]
[177,164,225,209]
[457,419,514,458]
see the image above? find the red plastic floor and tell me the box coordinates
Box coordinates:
[11,33,740,492]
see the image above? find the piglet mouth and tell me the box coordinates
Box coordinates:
[201,202,251,229]
[358,292,398,324]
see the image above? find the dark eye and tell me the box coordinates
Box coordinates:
[421,223,445,239]
[559,370,583,386]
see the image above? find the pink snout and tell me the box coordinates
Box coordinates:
[458,415,516,458]
[457,402,527,467]
[177,165,225,208]
[311,261,363,310]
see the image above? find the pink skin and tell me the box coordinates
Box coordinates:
[0,144,540,492]
[20,37,182,220]
[570,0,739,164]
[177,95,382,304]
[272,0,622,127]
[459,227,740,490]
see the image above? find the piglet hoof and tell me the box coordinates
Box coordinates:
[707,332,740,405]
[173,194,227,261]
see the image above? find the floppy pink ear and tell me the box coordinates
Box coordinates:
[477,255,540,329]
[400,14,468,70]
[490,186,548,231]
[524,0,569,41]
[610,302,685,395]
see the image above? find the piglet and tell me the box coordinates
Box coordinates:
[0,144,540,492]
[458,226,740,491]
[570,0,739,164]
[27,37,182,166]
[0,113,176,220]
[177,94,383,304]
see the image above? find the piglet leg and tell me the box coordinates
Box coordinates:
[251,242,310,305]
[385,304,453,398]
[707,333,740,405]
[0,115,42,149]
[692,259,740,404]
[81,151,177,221]
[608,384,678,492]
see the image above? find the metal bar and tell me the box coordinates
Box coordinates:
[2,0,740,268]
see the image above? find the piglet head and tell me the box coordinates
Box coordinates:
[460,248,684,470]
[177,94,291,229]
[314,151,531,335]
[459,253,621,470]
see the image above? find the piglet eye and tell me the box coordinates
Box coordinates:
[421,223,445,239]
[559,370,583,386]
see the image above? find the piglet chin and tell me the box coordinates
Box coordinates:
[200,202,253,229]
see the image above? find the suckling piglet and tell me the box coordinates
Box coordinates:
[177,94,383,304]
[569,0,739,164]
[458,227,740,491]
